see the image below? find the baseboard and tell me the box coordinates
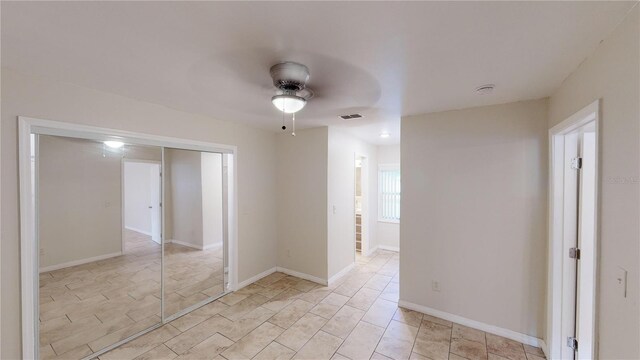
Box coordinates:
[398,300,543,348]
[125,226,152,236]
[236,267,277,290]
[276,267,327,286]
[328,262,355,286]
[203,243,223,251]
[40,251,122,273]
[378,245,399,252]
[365,246,378,256]
[539,339,548,359]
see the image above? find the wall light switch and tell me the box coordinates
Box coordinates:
[616,267,627,298]
[333,205,337,214]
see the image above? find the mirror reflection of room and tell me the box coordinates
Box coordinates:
[163,148,225,318]
[38,135,162,360]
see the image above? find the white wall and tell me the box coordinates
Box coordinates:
[166,149,204,248]
[376,145,400,251]
[124,161,154,235]
[548,7,639,358]
[39,135,122,269]
[276,128,329,280]
[202,152,223,249]
[400,99,549,339]
[327,127,378,279]
[1,69,279,359]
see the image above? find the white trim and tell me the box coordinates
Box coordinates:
[19,120,37,360]
[276,267,327,286]
[39,252,122,273]
[398,300,543,347]
[547,100,600,360]
[540,340,549,360]
[236,267,277,290]
[377,245,399,252]
[328,262,355,286]
[168,239,222,251]
[125,226,152,236]
[18,117,239,359]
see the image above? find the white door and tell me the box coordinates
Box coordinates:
[576,130,596,359]
[149,164,161,244]
[561,132,580,360]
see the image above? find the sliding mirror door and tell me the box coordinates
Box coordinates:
[163,148,226,319]
[37,135,163,359]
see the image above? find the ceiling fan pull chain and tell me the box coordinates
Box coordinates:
[281,110,286,130]
[292,112,296,136]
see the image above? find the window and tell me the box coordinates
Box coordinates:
[379,164,400,223]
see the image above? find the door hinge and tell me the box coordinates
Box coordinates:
[571,157,582,170]
[569,247,581,260]
[567,336,578,350]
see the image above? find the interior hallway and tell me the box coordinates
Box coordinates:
[97,250,546,360]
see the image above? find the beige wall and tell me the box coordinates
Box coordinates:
[1,69,279,359]
[327,128,378,278]
[376,145,400,250]
[400,99,549,338]
[165,149,204,247]
[548,6,639,358]
[276,128,329,280]
[202,152,223,248]
[39,135,122,269]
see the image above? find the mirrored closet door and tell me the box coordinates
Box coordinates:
[162,148,226,319]
[32,130,231,360]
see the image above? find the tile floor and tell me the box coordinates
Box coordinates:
[95,250,546,360]
[39,230,224,360]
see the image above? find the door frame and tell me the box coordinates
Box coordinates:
[547,100,600,359]
[121,159,162,251]
[18,116,239,360]
[354,153,369,258]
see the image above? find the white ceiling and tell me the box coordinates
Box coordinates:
[1,1,635,145]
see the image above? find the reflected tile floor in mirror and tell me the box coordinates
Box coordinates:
[98,250,546,360]
[39,230,224,360]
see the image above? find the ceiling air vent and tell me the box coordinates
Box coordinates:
[339,114,363,120]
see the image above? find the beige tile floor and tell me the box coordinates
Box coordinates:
[39,230,224,360]
[96,249,546,360]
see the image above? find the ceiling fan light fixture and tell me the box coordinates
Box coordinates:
[272,94,307,114]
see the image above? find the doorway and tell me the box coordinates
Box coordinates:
[548,100,599,359]
[123,160,162,251]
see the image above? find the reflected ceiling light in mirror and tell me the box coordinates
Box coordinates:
[380,132,390,138]
[104,141,125,148]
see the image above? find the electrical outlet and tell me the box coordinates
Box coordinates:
[287,249,291,258]
[432,280,441,292]
[39,248,45,256]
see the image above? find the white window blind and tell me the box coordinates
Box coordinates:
[379,165,400,222]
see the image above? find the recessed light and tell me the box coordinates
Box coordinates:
[475,84,495,95]
[104,141,124,149]
[380,132,390,138]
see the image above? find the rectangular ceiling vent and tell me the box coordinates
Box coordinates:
[339,113,363,120]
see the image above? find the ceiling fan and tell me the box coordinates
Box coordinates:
[269,61,314,135]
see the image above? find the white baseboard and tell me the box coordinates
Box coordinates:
[398,300,543,347]
[539,339,548,359]
[328,262,355,286]
[236,267,277,290]
[125,226,152,236]
[378,245,399,252]
[203,242,223,251]
[40,251,122,273]
[169,239,221,251]
[365,246,378,256]
[276,267,327,286]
